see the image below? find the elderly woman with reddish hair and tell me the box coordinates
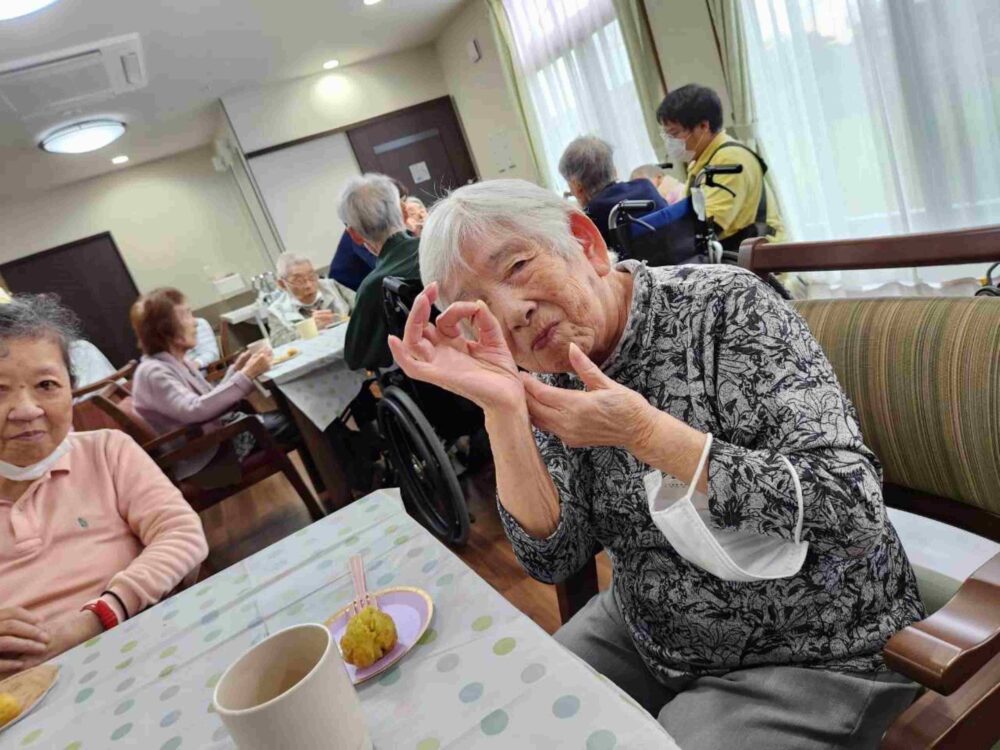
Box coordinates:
[0,295,207,678]
[130,288,291,481]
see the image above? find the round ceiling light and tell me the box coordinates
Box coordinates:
[323,59,340,70]
[40,120,126,154]
[0,0,62,21]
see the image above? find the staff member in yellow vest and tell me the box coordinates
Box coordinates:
[657,84,786,251]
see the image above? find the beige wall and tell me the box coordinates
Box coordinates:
[0,146,270,310]
[644,0,733,116]
[222,45,450,154]
[436,0,539,183]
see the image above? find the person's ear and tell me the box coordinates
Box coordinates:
[277,278,288,292]
[568,211,612,276]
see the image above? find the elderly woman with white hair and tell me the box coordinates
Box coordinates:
[266,252,353,347]
[387,179,924,749]
[560,135,666,250]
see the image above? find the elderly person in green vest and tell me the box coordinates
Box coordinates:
[340,174,421,371]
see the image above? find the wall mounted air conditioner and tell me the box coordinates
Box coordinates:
[0,33,147,120]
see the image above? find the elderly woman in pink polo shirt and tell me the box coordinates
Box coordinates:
[0,295,208,678]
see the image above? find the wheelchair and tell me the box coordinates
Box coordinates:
[336,276,486,546]
[609,164,791,299]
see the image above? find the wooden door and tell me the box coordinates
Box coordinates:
[1,232,141,367]
[347,96,478,205]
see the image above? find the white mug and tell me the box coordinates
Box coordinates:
[295,317,319,340]
[213,623,372,750]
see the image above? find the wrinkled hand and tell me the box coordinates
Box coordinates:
[9,611,101,677]
[240,348,273,380]
[312,309,336,329]
[387,283,524,412]
[0,607,49,675]
[232,349,253,371]
[521,342,653,450]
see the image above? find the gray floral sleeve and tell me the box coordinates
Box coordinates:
[705,274,889,556]
[497,429,597,584]
[495,261,923,677]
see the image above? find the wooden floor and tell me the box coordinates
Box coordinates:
[199,454,610,635]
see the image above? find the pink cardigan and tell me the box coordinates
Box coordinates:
[0,430,208,623]
[132,352,255,478]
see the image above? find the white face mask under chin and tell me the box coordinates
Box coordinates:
[0,437,71,481]
[644,434,809,582]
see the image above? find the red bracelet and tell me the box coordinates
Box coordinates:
[82,600,120,631]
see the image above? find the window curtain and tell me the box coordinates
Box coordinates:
[741,0,1000,295]
[487,0,550,186]
[610,0,667,156]
[494,0,659,192]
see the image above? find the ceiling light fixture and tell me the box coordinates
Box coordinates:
[0,0,61,21]
[323,59,340,70]
[40,119,126,154]
[111,155,129,165]
[363,0,381,5]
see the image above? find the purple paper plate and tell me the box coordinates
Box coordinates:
[325,586,434,684]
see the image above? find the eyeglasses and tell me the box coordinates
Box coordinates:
[285,272,318,286]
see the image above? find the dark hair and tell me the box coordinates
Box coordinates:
[131,287,186,355]
[390,177,409,201]
[0,293,81,380]
[656,84,724,133]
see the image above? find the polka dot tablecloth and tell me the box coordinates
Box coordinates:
[259,322,368,431]
[7,490,677,749]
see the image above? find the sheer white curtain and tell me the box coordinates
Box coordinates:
[742,0,1000,294]
[501,0,657,192]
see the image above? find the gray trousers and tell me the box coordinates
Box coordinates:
[555,588,919,750]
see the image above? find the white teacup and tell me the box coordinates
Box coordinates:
[213,623,372,750]
[295,317,319,340]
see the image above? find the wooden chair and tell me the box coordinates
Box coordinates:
[71,360,138,433]
[92,382,326,522]
[554,226,1000,748]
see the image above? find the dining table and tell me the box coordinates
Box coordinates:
[4,489,679,749]
[258,321,370,511]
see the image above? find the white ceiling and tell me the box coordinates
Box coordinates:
[0,0,466,201]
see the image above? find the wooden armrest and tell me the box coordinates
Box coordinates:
[154,416,271,469]
[884,552,1000,695]
[71,360,138,399]
[555,552,601,624]
[143,424,205,454]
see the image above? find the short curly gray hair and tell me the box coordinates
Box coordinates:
[419,179,581,305]
[337,173,406,247]
[558,135,616,197]
[0,294,81,381]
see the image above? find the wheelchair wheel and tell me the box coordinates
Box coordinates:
[377,385,470,546]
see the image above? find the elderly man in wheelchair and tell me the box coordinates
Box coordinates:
[335,173,486,545]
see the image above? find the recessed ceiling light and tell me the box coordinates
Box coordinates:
[0,0,61,21]
[363,0,381,5]
[323,59,340,70]
[111,155,129,165]
[40,120,126,154]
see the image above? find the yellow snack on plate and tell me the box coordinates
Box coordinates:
[339,606,398,668]
[0,692,21,728]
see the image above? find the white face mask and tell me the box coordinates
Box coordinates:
[0,437,71,481]
[644,434,809,582]
[661,133,694,164]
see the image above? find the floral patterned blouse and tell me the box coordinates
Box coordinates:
[499,261,924,677]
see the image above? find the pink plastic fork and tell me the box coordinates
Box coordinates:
[349,555,378,617]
